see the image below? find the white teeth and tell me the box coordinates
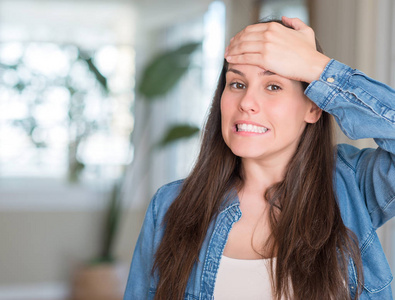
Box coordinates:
[237,123,268,133]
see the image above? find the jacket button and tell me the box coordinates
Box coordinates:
[327,77,335,83]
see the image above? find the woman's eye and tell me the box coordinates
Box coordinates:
[267,84,281,91]
[230,82,245,89]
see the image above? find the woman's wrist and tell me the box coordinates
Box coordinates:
[306,53,331,83]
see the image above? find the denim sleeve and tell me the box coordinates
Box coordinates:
[305,59,395,228]
[123,191,158,299]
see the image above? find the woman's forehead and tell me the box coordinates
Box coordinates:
[225,64,305,91]
[227,63,266,73]
[227,64,300,83]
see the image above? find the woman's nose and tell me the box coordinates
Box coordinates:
[239,91,259,113]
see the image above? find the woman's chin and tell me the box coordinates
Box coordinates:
[229,148,268,160]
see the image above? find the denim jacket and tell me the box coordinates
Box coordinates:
[124,60,395,299]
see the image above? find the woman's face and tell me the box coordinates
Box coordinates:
[221,64,319,165]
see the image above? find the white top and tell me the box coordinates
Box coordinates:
[213,255,274,300]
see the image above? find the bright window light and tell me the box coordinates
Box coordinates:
[0,1,135,182]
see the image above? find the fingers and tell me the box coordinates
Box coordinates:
[223,17,325,82]
[281,16,309,31]
[226,53,264,68]
[225,41,263,58]
[225,24,284,57]
[226,24,268,54]
[281,16,293,27]
[230,22,282,45]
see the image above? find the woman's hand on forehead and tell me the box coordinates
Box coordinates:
[225,16,330,83]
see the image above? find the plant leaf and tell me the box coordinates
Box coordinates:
[79,51,108,92]
[99,181,122,262]
[138,42,201,100]
[157,124,200,147]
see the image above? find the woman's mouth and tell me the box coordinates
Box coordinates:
[236,123,268,133]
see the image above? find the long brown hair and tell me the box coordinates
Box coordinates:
[153,20,363,300]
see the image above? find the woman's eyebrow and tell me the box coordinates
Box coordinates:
[227,68,245,76]
[227,68,276,77]
[259,70,276,76]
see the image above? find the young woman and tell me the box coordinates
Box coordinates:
[124,17,395,299]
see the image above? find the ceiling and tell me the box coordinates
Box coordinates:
[0,0,214,44]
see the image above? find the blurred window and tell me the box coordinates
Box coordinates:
[147,0,226,189]
[0,1,135,182]
[260,0,309,24]
[172,0,226,179]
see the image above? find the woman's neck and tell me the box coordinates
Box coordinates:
[241,158,287,194]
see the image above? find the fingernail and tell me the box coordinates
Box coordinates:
[226,56,232,61]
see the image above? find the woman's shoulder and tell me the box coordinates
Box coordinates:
[155,179,184,198]
[150,179,185,218]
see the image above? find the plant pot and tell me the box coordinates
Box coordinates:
[71,263,127,300]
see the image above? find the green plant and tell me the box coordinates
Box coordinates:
[139,41,202,146]
[95,41,201,263]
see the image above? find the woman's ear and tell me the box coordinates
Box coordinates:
[304,102,322,124]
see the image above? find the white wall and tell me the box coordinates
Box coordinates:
[310,0,395,291]
[1,0,394,298]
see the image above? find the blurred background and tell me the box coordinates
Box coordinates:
[0,0,394,299]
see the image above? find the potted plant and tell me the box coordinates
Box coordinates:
[71,41,201,300]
